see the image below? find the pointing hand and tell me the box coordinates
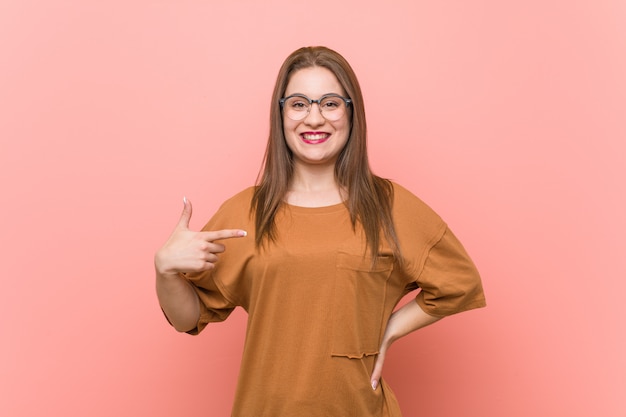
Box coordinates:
[154,197,247,275]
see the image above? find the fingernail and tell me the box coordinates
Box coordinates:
[371,380,378,390]
[238,230,247,237]
[183,196,188,205]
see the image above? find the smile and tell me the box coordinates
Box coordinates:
[300,132,330,144]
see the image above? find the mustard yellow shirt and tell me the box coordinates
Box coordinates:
[184,183,486,416]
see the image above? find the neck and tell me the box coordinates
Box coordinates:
[286,163,345,207]
[290,162,336,190]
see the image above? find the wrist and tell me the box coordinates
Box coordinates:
[154,252,176,276]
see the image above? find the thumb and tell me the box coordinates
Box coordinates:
[176,196,193,230]
[370,349,386,391]
[370,347,387,391]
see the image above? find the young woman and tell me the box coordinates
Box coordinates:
[155,46,486,416]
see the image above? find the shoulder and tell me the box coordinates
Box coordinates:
[389,181,447,241]
[217,186,256,211]
[390,182,442,220]
[203,187,256,230]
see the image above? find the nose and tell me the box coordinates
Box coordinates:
[303,102,325,126]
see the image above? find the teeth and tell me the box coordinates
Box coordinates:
[302,133,328,140]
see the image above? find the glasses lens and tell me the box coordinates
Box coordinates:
[283,96,310,121]
[319,96,346,121]
[282,95,348,121]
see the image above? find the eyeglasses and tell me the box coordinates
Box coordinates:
[279,94,352,121]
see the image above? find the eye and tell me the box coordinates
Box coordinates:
[287,97,309,110]
[321,98,342,109]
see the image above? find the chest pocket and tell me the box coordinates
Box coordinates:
[330,252,394,358]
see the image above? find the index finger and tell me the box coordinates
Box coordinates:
[201,229,248,242]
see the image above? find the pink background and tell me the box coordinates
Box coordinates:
[1,1,625,416]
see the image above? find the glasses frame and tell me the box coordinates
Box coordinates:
[279,93,352,121]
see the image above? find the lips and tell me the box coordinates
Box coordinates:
[300,132,330,144]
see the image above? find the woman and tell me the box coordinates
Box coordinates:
[155,46,486,416]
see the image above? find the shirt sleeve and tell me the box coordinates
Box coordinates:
[414,227,486,317]
[177,188,256,335]
[183,270,237,335]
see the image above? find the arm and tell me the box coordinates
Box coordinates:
[155,271,201,333]
[155,198,247,332]
[370,299,441,390]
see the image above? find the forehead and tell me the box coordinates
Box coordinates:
[285,66,345,97]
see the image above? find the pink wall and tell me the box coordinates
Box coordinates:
[1,1,624,416]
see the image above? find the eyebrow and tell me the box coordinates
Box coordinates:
[283,92,344,98]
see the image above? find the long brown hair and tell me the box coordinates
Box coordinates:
[252,46,401,261]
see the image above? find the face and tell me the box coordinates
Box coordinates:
[282,66,350,170]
